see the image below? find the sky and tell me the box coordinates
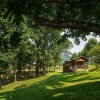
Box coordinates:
[69,35,100,53]
[61,31,100,54]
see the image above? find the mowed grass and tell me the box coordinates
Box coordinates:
[0,65,100,100]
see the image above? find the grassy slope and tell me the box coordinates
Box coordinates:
[0,65,100,100]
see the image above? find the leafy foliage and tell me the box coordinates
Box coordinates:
[89,45,100,68]
[78,38,99,58]
[1,0,100,38]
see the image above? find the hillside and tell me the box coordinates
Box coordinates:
[0,65,100,100]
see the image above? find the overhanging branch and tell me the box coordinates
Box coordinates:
[42,0,100,4]
[43,0,82,3]
[38,19,100,33]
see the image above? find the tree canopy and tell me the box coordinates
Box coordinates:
[78,38,99,57]
[89,45,100,69]
[0,0,100,37]
[0,15,72,78]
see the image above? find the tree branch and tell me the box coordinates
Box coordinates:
[38,19,100,33]
[42,0,99,4]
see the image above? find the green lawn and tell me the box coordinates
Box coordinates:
[0,65,100,100]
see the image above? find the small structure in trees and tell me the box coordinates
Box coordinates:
[63,57,88,72]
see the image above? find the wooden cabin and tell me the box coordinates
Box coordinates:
[63,57,88,72]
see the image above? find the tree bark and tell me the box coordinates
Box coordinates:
[42,66,45,75]
[54,59,57,72]
[14,69,17,82]
[13,63,17,82]
[96,64,99,69]
[54,63,57,72]
[0,73,2,89]
[35,60,39,77]
[38,19,100,33]
[43,0,89,4]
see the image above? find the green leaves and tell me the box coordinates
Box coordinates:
[89,45,100,64]
[78,38,99,58]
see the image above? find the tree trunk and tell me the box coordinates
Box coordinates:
[23,68,25,79]
[17,63,22,80]
[54,59,57,72]
[13,64,17,82]
[35,60,39,77]
[54,65,57,72]
[49,67,50,72]
[0,73,2,89]
[96,64,99,69]
[14,69,17,83]
[43,66,46,75]
[35,66,39,77]
[18,66,22,74]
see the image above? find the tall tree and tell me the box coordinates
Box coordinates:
[78,38,99,58]
[89,45,100,69]
[29,26,72,75]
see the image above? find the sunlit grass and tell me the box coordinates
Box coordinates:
[1,73,53,92]
[0,65,100,100]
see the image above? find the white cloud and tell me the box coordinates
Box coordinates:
[69,35,100,53]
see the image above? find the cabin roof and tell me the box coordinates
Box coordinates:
[65,56,88,63]
[75,56,88,62]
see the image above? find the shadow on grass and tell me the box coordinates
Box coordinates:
[90,68,100,72]
[90,68,98,72]
[0,72,100,100]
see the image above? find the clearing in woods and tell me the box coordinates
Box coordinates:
[0,65,100,100]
